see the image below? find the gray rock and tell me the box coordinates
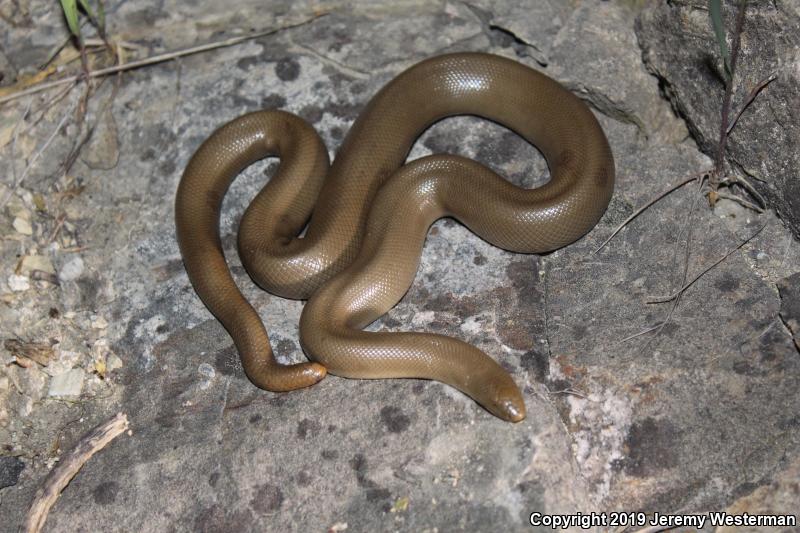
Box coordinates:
[461,0,572,65]
[58,256,84,282]
[47,369,84,398]
[715,454,800,532]
[548,1,688,144]
[2,0,800,531]
[635,0,800,239]
[0,456,25,489]
[778,272,800,350]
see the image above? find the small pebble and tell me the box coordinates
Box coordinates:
[48,368,84,397]
[12,217,32,235]
[20,255,55,274]
[59,256,84,282]
[197,363,217,389]
[198,363,215,378]
[8,274,30,292]
[198,363,216,390]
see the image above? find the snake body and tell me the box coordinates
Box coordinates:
[175,52,614,421]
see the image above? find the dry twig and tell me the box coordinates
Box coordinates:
[646,223,766,304]
[593,171,708,254]
[23,413,130,533]
[0,14,327,106]
[627,176,706,353]
[714,189,763,212]
[0,100,76,210]
[24,81,78,132]
[711,0,748,187]
[8,98,33,188]
[618,324,661,344]
[726,72,777,135]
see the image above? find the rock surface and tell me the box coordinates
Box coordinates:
[46,368,84,398]
[1,0,799,531]
[0,457,24,490]
[778,272,800,351]
[636,0,800,239]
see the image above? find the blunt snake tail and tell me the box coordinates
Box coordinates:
[174,52,614,422]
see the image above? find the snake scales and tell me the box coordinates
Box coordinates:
[175,52,614,422]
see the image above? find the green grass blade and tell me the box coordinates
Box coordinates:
[96,0,105,32]
[76,0,96,24]
[59,0,82,42]
[709,0,731,80]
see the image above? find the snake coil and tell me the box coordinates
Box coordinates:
[175,52,614,421]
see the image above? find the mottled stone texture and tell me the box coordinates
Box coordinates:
[778,272,800,350]
[0,457,24,490]
[636,0,800,239]
[1,1,800,531]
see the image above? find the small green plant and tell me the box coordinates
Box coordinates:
[58,0,106,46]
[706,0,751,192]
[708,0,732,81]
[596,0,772,354]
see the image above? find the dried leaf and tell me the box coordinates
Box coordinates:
[14,355,34,368]
[4,339,55,366]
[707,189,719,207]
[33,193,47,212]
[0,65,58,99]
[94,358,107,379]
[390,496,409,513]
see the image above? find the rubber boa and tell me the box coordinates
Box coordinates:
[174,52,614,421]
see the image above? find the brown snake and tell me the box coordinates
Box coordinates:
[175,52,614,422]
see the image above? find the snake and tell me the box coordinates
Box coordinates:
[175,52,614,422]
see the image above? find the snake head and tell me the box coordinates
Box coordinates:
[482,383,526,422]
[491,396,526,423]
